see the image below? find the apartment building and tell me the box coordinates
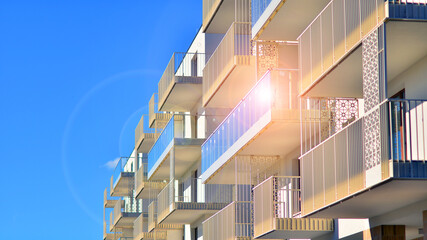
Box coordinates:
[103,0,427,239]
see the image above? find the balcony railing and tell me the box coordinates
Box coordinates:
[203,201,254,240]
[148,114,201,174]
[202,69,299,174]
[149,93,172,128]
[158,52,207,110]
[253,176,301,237]
[135,163,148,195]
[301,98,360,155]
[110,157,136,197]
[298,0,386,92]
[251,0,273,27]
[112,198,141,227]
[136,162,167,199]
[203,22,253,106]
[133,213,144,240]
[111,157,135,190]
[388,0,427,19]
[157,178,233,223]
[389,99,427,179]
[104,188,118,208]
[301,108,371,215]
[147,115,177,174]
[300,99,427,215]
[104,220,119,240]
[148,200,157,232]
[135,114,158,149]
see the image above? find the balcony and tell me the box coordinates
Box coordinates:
[298,0,388,95]
[149,93,172,129]
[111,199,140,230]
[133,213,168,240]
[135,162,167,199]
[110,157,135,197]
[300,99,427,219]
[253,176,333,239]
[135,115,159,154]
[251,0,330,40]
[104,188,118,208]
[202,0,251,33]
[104,220,123,240]
[148,200,183,233]
[158,52,207,112]
[201,69,300,184]
[133,214,145,240]
[156,178,233,224]
[147,114,205,180]
[203,22,256,108]
[203,201,253,240]
[135,227,167,240]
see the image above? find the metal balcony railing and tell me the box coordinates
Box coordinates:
[157,178,233,223]
[111,157,135,190]
[158,52,207,109]
[203,201,254,240]
[147,114,200,174]
[112,198,141,226]
[202,69,299,174]
[301,108,368,215]
[135,163,147,194]
[301,98,360,155]
[104,187,118,208]
[147,116,176,174]
[203,22,253,105]
[389,99,427,162]
[113,199,124,225]
[298,0,386,92]
[103,220,114,239]
[300,99,427,215]
[148,200,157,232]
[149,93,172,128]
[388,0,427,19]
[253,176,301,237]
[389,99,427,180]
[133,213,147,240]
[135,114,157,148]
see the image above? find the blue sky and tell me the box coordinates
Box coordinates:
[0,1,201,239]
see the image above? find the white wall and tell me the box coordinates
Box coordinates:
[388,54,427,99]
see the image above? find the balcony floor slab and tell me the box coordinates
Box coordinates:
[149,139,205,181]
[111,173,135,197]
[254,0,330,41]
[202,110,300,184]
[204,58,256,109]
[159,77,203,112]
[305,178,427,220]
[159,202,229,225]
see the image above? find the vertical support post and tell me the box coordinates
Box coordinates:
[423,210,427,240]
[170,147,175,181]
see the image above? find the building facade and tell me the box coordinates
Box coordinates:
[103,0,427,239]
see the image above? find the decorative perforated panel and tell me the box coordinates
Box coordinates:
[362,25,386,170]
[364,109,381,169]
[362,29,380,113]
[256,41,279,79]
